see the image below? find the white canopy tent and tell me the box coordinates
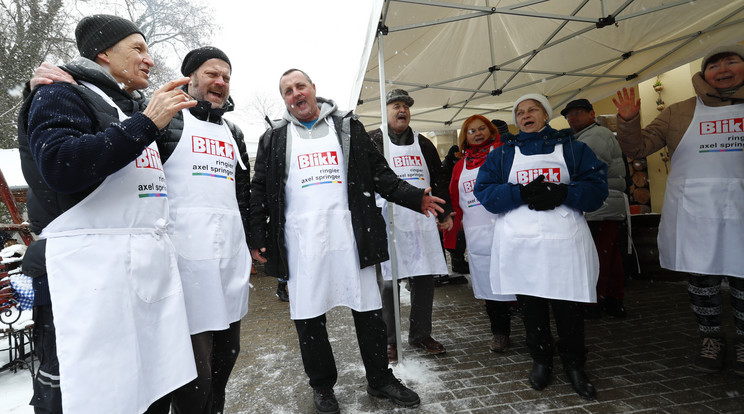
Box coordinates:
[346,0,744,362]
[352,0,744,132]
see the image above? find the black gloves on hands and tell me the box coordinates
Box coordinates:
[518,175,568,211]
[519,174,545,204]
[529,182,568,210]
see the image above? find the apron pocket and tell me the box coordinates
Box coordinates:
[503,206,540,238]
[539,206,579,240]
[683,178,744,220]
[129,234,181,303]
[171,207,245,260]
[394,204,435,232]
[503,205,578,240]
[464,224,493,256]
[290,210,354,257]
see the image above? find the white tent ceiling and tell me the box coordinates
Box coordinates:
[354,0,744,132]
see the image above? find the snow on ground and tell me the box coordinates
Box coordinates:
[0,367,33,413]
[3,282,426,413]
[1,309,34,413]
[222,284,452,413]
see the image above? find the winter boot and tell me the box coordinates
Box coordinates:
[734,338,744,377]
[694,335,726,373]
[276,281,289,302]
[490,334,510,353]
[313,387,339,414]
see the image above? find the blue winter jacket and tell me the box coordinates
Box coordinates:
[474,126,608,214]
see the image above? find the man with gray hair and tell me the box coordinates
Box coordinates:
[18,14,196,413]
[561,98,628,319]
[368,89,452,363]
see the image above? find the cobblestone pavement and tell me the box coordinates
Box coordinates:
[224,267,744,413]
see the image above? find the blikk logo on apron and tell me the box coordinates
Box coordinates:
[697,116,744,153]
[135,147,167,198]
[296,150,343,188]
[515,168,561,184]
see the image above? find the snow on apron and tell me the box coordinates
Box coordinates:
[165,109,251,334]
[284,120,380,320]
[658,97,744,277]
[376,132,448,280]
[489,144,598,303]
[40,81,195,414]
[458,163,515,302]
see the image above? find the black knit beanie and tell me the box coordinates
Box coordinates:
[181,46,232,76]
[75,15,145,61]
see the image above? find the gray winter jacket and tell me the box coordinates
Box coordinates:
[575,123,627,221]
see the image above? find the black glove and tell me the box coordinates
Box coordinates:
[528,182,568,211]
[518,175,546,205]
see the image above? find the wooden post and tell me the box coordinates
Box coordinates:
[0,168,33,246]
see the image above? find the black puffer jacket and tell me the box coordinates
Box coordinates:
[249,105,424,278]
[159,94,251,235]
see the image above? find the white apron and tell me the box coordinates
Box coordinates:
[658,97,744,277]
[41,82,195,414]
[165,109,251,334]
[489,144,598,303]
[458,162,516,302]
[284,120,380,320]
[377,132,448,279]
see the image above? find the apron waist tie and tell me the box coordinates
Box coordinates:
[41,218,170,240]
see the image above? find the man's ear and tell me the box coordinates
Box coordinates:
[96,49,111,65]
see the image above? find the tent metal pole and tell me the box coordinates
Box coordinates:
[486,0,499,91]
[377,27,404,363]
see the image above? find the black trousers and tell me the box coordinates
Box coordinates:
[381,276,435,344]
[31,305,62,414]
[517,295,587,369]
[294,309,394,390]
[484,300,511,336]
[169,321,242,414]
[447,229,469,273]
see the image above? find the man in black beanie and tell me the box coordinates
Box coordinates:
[18,14,198,414]
[158,46,252,414]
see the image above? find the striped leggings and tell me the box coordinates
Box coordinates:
[688,273,744,337]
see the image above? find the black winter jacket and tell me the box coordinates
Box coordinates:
[17,58,160,305]
[160,94,251,236]
[249,108,425,278]
[18,59,154,235]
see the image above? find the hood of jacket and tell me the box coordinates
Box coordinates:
[281,97,350,126]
